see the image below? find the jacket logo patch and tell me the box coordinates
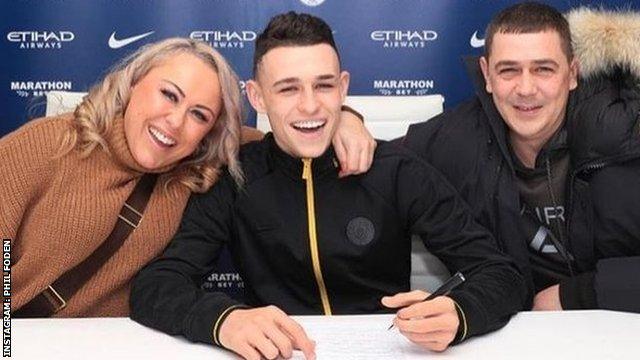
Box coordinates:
[346,217,375,246]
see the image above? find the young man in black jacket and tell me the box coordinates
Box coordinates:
[404,2,640,312]
[130,12,528,360]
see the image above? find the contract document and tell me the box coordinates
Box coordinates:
[290,311,640,360]
[291,314,425,360]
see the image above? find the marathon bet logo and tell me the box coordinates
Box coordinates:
[10,81,73,98]
[190,30,256,49]
[202,272,244,290]
[6,31,75,49]
[373,79,435,95]
[370,30,437,48]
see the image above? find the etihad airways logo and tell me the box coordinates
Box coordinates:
[6,31,75,49]
[470,31,485,48]
[10,80,73,97]
[190,30,256,49]
[370,30,438,48]
[373,79,435,95]
[108,31,155,49]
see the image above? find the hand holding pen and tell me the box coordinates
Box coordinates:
[381,272,466,352]
[387,271,465,330]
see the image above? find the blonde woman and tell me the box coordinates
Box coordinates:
[1,38,374,317]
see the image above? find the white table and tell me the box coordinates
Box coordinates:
[10,310,640,359]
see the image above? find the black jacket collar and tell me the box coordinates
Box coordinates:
[265,133,339,181]
[464,56,515,172]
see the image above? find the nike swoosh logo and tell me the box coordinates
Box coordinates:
[108,31,155,49]
[470,31,485,48]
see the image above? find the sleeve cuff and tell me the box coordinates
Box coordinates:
[182,294,245,345]
[341,105,364,122]
[559,272,597,309]
[448,292,486,342]
[593,257,640,312]
[451,300,468,345]
[212,304,249,348]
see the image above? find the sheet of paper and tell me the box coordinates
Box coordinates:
[290,314,426,360]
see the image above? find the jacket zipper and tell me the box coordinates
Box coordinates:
[492,161,505,252]
[565,160,609,245]
[302,158,332,315]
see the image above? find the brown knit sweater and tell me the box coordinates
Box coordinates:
[0,114,262,317]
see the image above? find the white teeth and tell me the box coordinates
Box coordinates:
[149,126,176,146]
[292,120,325,129]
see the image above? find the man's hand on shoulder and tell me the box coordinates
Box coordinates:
[218,305,316,360]
[382,291,459,352]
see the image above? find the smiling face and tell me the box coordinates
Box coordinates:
[247,43,349,158]
[480,31,578,147]
[123,52,222,171]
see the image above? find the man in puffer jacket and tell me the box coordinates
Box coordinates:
[404,2,640,312]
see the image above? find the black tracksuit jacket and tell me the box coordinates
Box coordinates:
[130,136,528,345]
[404,58,640,312]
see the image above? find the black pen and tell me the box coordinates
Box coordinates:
[387,271,466,330]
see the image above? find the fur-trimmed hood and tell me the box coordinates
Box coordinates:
[568,7,640,79]
[566,8,640,168]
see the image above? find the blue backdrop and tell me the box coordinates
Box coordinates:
[3,0,638,136]
[2,0,638,294]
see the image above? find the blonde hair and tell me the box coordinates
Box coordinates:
[58,37,244,192]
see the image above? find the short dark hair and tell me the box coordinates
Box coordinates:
[484,2,573,60]
[253,11,339,76]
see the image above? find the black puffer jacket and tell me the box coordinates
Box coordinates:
[130,136,527,345]
[404,8,640,312]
